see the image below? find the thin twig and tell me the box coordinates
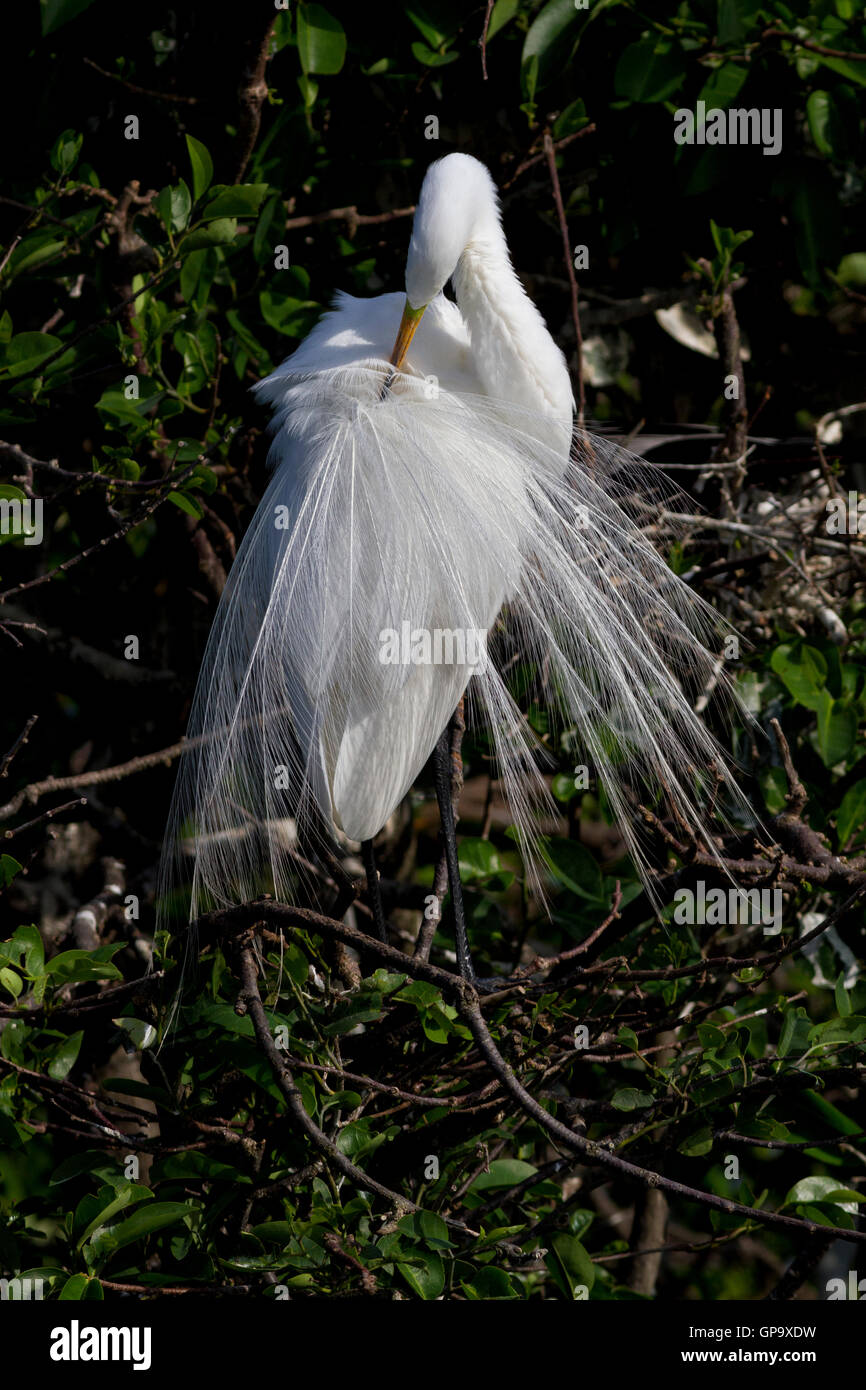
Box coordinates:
[83,56,198,104]
[201,900,866,1249]
[0,740,186,821]
[284,205,415,234]
[480,0,495,79]
[543,130,585,425]
[234,939,476,1234]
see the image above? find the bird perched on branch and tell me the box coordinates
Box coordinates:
[162,153,738,984]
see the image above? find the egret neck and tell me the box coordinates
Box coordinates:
[452,235,573,425]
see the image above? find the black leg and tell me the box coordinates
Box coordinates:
[434,727,475,984]
[361,838,388,944]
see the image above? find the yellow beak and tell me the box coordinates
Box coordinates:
[388,299,426,371]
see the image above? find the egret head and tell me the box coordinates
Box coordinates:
[389,154,502,371]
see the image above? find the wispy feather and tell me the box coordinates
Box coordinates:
[161,360,743,925]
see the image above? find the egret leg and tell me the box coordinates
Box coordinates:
[360,838,388,944]
[433,727,475,983]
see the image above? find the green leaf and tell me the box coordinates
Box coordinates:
[716,0,746,43]
[156,181,192,235]
[50,1151,112,1185]
[520,53,539,116]
[541,837,604,902]
[457,837,502,881]
[363,969,407,995]
[179,218,237,255]
[88,1201,191,1258]
[698,63,748,110]
[156,1151,248,1182]
[815,691,857,767]
[487,0,520,43]
[335,1118,389,1158]
[50,128,83,175]
[185,135,213,202]
[59,1274,103,1300]
[553,99,588,140]
[321,1006,384,1036]
[770,643,827,709]
[1,332,63,378]
[807,1015,866,1047]
[397,1247,444,1300]
[778,1005,811,1058]
[167,490,204,519]
[395,980,442,1008]
[13,923,44,975]
[812,55,866,89]
[40,0,96,35]
[611,1087,653,1111]
[78,1182,153,1248]
[0,855,23,889]
[836,779,866,846]
[6,234,67,278]
[200,184,269,221]
[678,1126,713,1157]
[545,1233,595,1297]
[319,1089,363,1113]
[806,90,847,160]
[297,5,347,75]
[803,1089,862,1137]
[837,253,866,288]
[0,967,22,999]
[111,1017,157,1050]
[835,971,852,1019]
[45,949,123,983]
[521,0,580,91]
[790,163,842,286]
[258,290,320,338]
[48,1030,83,1080]
[785,1176,865,1210]
[397,1211,452,1248]
[697,1023,726,1050]
[614,39,684,103]
[759,765,789,815]
[405,3,457,47]
[297,73,319,110]
[411,42,458,67]
[461,1266,518,1299]
[472,1159,538,1190]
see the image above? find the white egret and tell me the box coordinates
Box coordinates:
[163,153,737,983]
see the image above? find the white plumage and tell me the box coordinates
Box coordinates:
[163,154,735,924]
